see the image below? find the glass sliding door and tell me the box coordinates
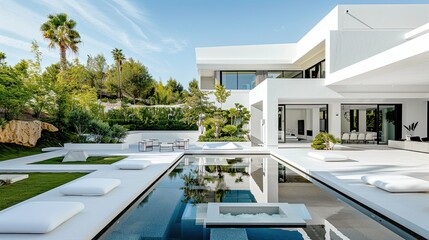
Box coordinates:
[341,104,402,144]
[378,105,401,144]
[279,104,328,143]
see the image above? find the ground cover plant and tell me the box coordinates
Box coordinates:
[0,172,86,210]
[33,156,126,164]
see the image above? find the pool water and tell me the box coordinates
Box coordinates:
[101,155,405,240]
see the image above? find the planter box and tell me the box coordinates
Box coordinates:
[197,142,252,147]
[388,140,429,153]
[64,143,129,150]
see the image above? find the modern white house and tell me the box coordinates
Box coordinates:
[195,4,429,147]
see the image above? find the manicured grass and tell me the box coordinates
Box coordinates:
[33,156,127,164]
[0,144,43,162]
[0,172,86,210]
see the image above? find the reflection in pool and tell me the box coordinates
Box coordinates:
[101,155,405,240]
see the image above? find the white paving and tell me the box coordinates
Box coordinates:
[1,144,429,239]
[0,145,185,240]
[271,148,429,238]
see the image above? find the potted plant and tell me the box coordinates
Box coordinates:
[404,122,418,140]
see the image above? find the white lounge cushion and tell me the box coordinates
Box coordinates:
[0,201,84,233]
[307,152,348,161]
[361,175,429,193]
[59,178,121,196]
[114,160,151,170]
[361,175,408,185]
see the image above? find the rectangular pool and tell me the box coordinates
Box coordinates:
[98,155,409,240]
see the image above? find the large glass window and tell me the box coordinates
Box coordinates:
[304,60,325,78]
[220,71,256,90]
[237,72,256,89]
[267,70,303,79]
[221,72,238,89]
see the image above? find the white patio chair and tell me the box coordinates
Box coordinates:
[349,133,358,143]
[358,133,366,143]
[365,133,375,144]
[341,133,350,144]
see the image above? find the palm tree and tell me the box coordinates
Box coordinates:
[0,52,6,65]
[111,48,126,99]
[40,13,81,71]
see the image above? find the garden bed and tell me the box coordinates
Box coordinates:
[32,156,126,165]
[0,172,86,210]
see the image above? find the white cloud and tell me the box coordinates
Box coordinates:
[162,38,187,54]
[111,0,151,25]
[0,35,30,51]
[0,1,45,41]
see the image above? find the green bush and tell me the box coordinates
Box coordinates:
[204,128,215,138]
[110,124,127,143]
[105,107,197,130]
[311,132,340,150]
[222,125,237,136]
[198,136,247,142]
[89,119,111,143]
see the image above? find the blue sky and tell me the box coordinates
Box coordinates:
[1,0,429,87]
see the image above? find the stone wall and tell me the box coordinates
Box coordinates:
[0,120,58,147]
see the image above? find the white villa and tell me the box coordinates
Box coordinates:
[196,4,429,147]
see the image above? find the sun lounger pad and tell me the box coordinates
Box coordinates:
[114,160,151,170]
[59,178,121,196]
[362,175,429,192]
[307,152,348,161]
[0,201,84,233]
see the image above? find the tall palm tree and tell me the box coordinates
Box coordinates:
[40,13,81,71]
[111,48,125,99]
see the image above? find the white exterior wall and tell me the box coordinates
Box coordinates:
[329,30,407,73]
[402,100,427,137]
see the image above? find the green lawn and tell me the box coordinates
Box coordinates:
[0,144,43,162]
[33,156,127,164]
[0,172,86,210]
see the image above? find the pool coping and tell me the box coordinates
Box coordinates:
[1,146,429,239]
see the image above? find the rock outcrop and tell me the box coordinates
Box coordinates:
[0,120,59,147]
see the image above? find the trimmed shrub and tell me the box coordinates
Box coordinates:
[222,125,237,136]
[311,132,340,150]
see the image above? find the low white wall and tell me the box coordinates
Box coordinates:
[388,140,429,153]
[125,131,200,144]
[64,143,129,150]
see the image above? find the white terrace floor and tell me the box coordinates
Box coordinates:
[0,144,429,239]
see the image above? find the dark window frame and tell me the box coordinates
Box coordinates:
[304,60,325,79]
[267,70,303,79]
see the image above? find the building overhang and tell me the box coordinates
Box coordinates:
[325,30,429,87]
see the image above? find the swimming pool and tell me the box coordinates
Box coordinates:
[99,155,408,240]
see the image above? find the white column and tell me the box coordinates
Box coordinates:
[329,102,341,138]
[250,105,263,143]
[359,109,367,132]
[305,109,312,140]
[263,96,278,147]
[312,107,320,139]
